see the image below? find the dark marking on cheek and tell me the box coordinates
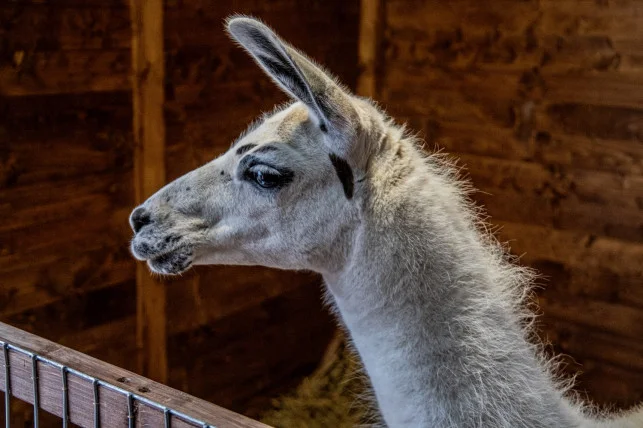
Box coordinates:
[220,171,225,176]
[329,153,354,199]
[320,123,328,133]
[185,187,191,192]
[236,143,257,156]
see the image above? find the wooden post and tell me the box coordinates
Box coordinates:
[357,0,384,98]
[129,0,168,383]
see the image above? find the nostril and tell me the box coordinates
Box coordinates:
[130,207,152,233]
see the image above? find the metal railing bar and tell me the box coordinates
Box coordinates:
[164,408,171,428]
[30,354,39,428]
[92,378,100,428]
[126,393,134,428]
[3,343,10,428]
[0,341,217,428]
[61,367,69,428]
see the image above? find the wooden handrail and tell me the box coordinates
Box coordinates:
[0,322,271,428]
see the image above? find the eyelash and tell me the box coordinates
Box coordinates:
[243,164,294,189]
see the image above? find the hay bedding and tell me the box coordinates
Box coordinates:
[259,331,374,428]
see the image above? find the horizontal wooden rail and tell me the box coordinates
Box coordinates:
[0,322,271,428]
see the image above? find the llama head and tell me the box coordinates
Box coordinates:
[129,16,384,275]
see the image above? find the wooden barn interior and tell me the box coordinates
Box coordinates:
[1,0,642,425]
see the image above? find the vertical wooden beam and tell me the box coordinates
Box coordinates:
[129,0,168,383]
[357,0,384,98]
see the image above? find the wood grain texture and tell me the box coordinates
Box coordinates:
[357,0,384,98]
[0,322,271,428]
[381,0,643,408]
[168,285,336,419]
[0,3,139,425]
[129,0,168,384]
[0,3,131,96]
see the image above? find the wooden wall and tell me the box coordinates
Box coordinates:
[378,0,643,408]
[0,0,137,368]
[0,1,135,424]
[3,0,640,423]
[1,0,359,424]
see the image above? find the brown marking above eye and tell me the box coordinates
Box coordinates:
[236,144,257,156]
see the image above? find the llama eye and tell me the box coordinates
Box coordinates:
[242,162,294,190]
[244,164,284,189]
[253,170,281,188]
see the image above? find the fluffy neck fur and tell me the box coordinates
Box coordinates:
[322,125,586,427]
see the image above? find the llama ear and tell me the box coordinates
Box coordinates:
[226,16,356,149]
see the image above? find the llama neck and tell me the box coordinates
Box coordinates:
[323,155,579,427]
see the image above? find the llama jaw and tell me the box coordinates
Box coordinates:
[130,233,195,275]
[147,246,194,275]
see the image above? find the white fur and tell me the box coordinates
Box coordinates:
[129,17,643,428]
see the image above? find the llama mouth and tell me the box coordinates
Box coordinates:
[147,246,194,275]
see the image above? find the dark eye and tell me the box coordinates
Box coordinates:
[252,169,281,188]
[242,163,294,190]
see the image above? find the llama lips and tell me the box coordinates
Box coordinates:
[147,246,194,275]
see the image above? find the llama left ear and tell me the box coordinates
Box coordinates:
[226,16,358,161]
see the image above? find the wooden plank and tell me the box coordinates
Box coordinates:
[0,170,131,211]
[385,0,643,73]
[472,188,643,243]
[544,73,643,110]
[541,318,643,374]
[458,150,642,206]
[538,102,643,141]
[57,317,139,372]
[357,0,383,98]
[4,280,136,343]
[535,322,643,408]
[0,247,134,318]
[3,1,127,6]
[0,91,132,130]
[383,67,643,132]
[164,1,359,51]
[0,5,130,52]
[168,285,335,415]
[0,132,133,189]
[494,221,643,275]
[446,153,643,241]
[569,359,643,408]
[130,0,167,383]
[430,121,643,175]
[539,297,643,341]
[167,267,321,335]
[384,23,642,74]
[0,322,272,428]
[0,207,132,273]
[0,49,131,96]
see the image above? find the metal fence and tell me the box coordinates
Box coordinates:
[0,323,269,428]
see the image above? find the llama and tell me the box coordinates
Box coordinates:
[129,17,643,428]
